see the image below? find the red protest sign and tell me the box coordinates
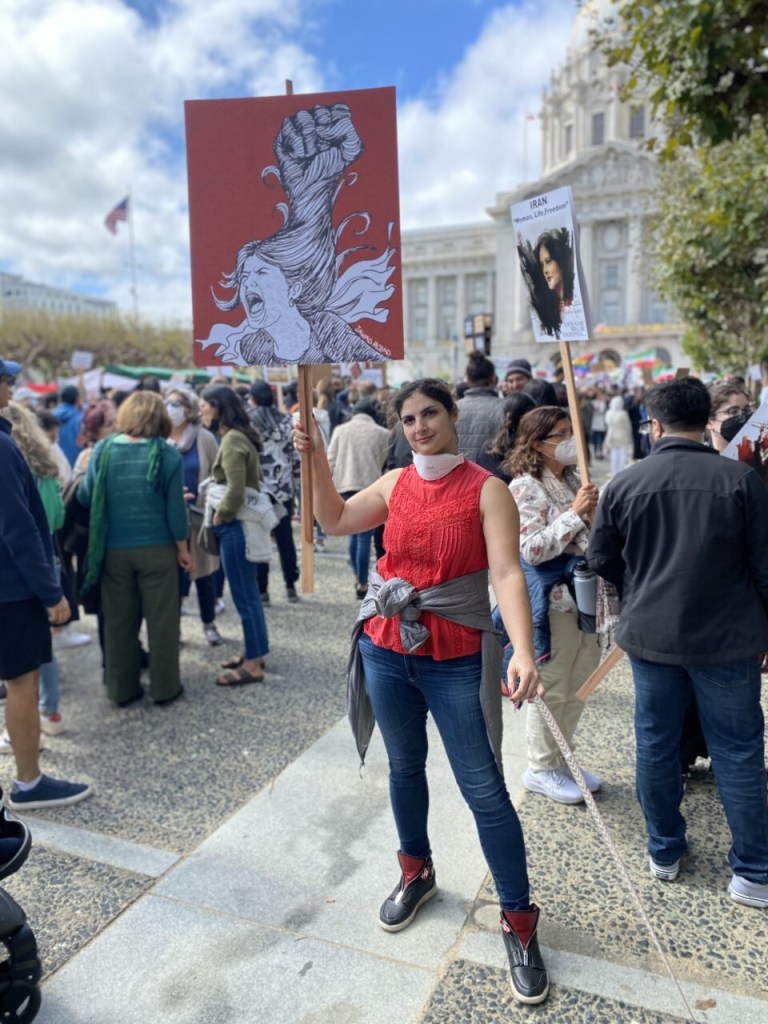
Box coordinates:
[185,87,403,368]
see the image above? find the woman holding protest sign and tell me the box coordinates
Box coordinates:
[505,406,602,806]
[293,378,549,1006]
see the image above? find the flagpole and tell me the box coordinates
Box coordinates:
[127,187,139,322]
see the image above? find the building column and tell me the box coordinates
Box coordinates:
[577,220,593,314]
[456,273,466,340]
[426,274,437,345]
[626,217,643,324]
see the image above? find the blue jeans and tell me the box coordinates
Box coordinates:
[349,531,374,586]
[39,658,60,715]
[179,569,217,624]
[359,634,530,910]
[213,520,269,660]
[341,492,373,586]
[630,656,768,882]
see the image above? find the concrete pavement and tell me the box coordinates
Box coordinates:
[2,527,767,1023]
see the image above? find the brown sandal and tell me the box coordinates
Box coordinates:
[216,667,265,687]
[220,656,266,670]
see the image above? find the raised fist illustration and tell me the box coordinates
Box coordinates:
[274,104,364,205]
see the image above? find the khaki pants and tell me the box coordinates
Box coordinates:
[527,610,600,772]
[102,545,180,703]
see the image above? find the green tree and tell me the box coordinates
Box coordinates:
[604,0,768,154]
[0,309,191,380]
[647,121,768,374]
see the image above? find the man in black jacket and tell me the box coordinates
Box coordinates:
[588,377,768,909]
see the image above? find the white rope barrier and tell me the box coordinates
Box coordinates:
[533,693,700,1024]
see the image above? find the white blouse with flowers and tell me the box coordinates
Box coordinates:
[509,466,590,613]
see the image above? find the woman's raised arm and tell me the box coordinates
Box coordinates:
[292,416,398,537]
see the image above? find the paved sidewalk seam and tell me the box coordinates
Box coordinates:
[28,818,181,878]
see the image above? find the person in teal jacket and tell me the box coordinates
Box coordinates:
[78,391,192,706]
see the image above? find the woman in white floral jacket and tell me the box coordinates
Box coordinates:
[505,405,602,806]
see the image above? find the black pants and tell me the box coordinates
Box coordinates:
[256,512,299,596]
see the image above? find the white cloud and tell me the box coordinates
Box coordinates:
[0,0,576,326]
[398,0,575,228]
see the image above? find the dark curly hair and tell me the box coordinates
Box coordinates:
[517,226,575,338]
[503,405,571,480]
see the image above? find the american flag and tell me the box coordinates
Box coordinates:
[104,196,129,234]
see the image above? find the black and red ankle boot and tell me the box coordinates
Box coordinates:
[379,851,437,932]
[500,904,549,1004]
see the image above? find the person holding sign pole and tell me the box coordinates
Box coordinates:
[293,379,550,1005]
[506,406,602,805]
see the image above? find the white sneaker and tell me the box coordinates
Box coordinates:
[649,856,682,881]
[522,768,584,805]
[40,712,65,736]
[214,598,226,615]
[0,731,44,754]
[52,624,92,650]
[562,765,603,793]
[728,874,768,908]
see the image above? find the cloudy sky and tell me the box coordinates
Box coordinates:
[0,0,577,325]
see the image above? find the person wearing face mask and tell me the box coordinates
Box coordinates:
[505,406,602,805]
[293,379,550,1006]
[706,380,752,454]
[165,388,222,646]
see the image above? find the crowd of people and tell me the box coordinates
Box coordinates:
[1,350,767,1007]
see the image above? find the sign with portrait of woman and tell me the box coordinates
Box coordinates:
[185,87,403,367]
[511,186,591,344]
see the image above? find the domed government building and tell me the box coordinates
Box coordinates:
[399,0,685,382]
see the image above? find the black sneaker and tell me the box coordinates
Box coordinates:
[286,587,299,603]
[379,851,436,932]
[500,905,549,1004]
[260,592,270,606]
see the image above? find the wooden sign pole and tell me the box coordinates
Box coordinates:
[559,339,591,484]
[298,364,315,592]
[281,77,316,595]
[576,644,624,702]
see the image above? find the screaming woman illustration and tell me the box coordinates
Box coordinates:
[517,227,574,339]
[199,103,397,366]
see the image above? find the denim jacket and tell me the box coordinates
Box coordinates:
[493,553,580,671]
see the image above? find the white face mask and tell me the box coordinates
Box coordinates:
[412,452,465,480]
[167,405,187,428]
[552,437,578,465]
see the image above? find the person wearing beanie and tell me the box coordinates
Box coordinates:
[248,380,301,604]
[52,385,83,467]
[326,398,389,598]
[504,359,533,393]
[456,351,504,461]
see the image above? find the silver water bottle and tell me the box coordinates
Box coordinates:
[572,561,597,633]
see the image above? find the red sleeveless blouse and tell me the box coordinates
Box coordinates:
[364,460,491,659]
